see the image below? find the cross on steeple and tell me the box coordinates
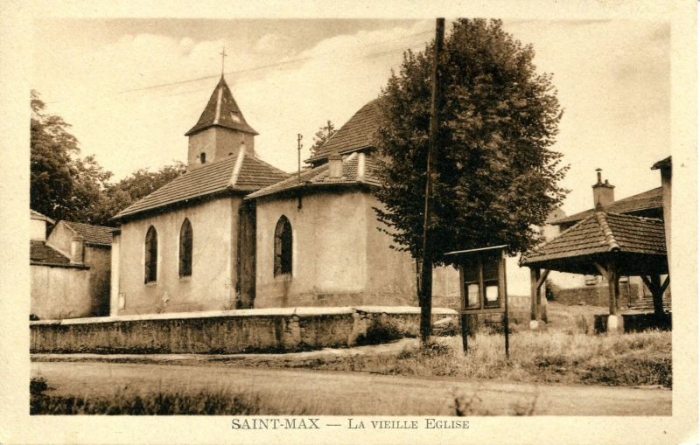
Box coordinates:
[219,47,228,76]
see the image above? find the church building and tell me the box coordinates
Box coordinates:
[110,76,459,315]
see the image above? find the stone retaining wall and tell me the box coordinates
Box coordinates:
[30,307,457,354]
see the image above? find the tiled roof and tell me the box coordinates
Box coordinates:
[552,187,663,225]
[113,151,288,221]
[30,240,82,267]
[31,209,55,224]
[246,152,383,200]
[63,221,114,246]
[521,212,666,266]
[235,155,291,190]
[307,99,381,164]
[185,76,258,136]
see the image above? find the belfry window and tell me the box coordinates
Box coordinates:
[200,152,206,164]
[179,218,193,277]
[144,226,158,283]
[274,216,292,276]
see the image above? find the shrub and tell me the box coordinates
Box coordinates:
[356,317,402,346]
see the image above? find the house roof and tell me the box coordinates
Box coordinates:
[31,209,55,224]
[307,99,381,164]
[521,211,667,275]
[185,76,258,136]
[30,240,85,268]
[113,151,289,221]
[246,152,383,200]
[63,221,114,246]
[552,187,663,225]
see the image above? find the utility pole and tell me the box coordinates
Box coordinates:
[297,133,303,209]
[419,18,445,344]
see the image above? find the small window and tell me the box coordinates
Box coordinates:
[200,152,206,164]
[144,226,158,283]
[231,112,241,123]
[179,218,193,277]
[274,216,292,276]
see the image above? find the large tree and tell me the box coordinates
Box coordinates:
[375,20,567,272]
[31,90,186,226]
[30,90,81,220]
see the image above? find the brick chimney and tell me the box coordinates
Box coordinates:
[328,151,343,180]
[592,168,615,208]
[70,235,85,265]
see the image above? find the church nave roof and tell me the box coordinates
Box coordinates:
[113,151,288,221]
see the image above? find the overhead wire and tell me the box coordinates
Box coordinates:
[44,28,435,104]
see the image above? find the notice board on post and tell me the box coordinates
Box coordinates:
[444,245,509,355]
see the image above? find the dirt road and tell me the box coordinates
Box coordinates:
[31,361,671,416]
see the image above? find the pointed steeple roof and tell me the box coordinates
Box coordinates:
[185,76,258,136]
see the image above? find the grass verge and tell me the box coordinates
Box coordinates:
[30,377,329,415]
[239,330,671,388]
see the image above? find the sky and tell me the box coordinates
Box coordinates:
[31,17,670,217]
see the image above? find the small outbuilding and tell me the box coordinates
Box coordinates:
[30,213,114,319]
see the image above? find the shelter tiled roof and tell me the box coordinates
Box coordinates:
[307,99,381,164]
[113,151,288,221]
[246,152,382,200]
[185,76,258,136]
[552,187,663,225]
[521,212,666,267]
[30,240,81,267]
[63,221,114,246]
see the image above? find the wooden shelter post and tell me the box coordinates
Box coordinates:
[641,274,670,319]
[529,268,549,329]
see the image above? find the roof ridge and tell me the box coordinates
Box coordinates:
[603,211,664,223]
[594,211,620,251]
[228,147,246,188]
[63,220,114,230]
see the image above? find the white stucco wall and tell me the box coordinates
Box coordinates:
[31,265,92,319]
[254,189,462,308]
[116,197,239,315]
[254,190,369,307]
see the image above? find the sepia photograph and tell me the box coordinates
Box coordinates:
[1,1,696,444]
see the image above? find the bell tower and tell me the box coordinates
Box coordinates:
[185,73,258,169]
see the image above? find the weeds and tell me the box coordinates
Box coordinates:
[273,330,672,388]
[30,377,330,415]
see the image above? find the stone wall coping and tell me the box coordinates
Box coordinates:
[29,306,458,326]
[354,306,458,315]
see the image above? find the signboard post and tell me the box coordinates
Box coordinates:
[444,245,509,356]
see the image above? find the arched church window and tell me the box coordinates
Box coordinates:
[274,216,292,276]
[144,226,158,283]
[200,152,206,164]
[179,218,193,277]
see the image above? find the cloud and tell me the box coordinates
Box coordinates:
[32,18,670,217]
[254,33,293,55]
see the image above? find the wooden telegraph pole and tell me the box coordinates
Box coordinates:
[419,18,445,343]
[297,133,303,209]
